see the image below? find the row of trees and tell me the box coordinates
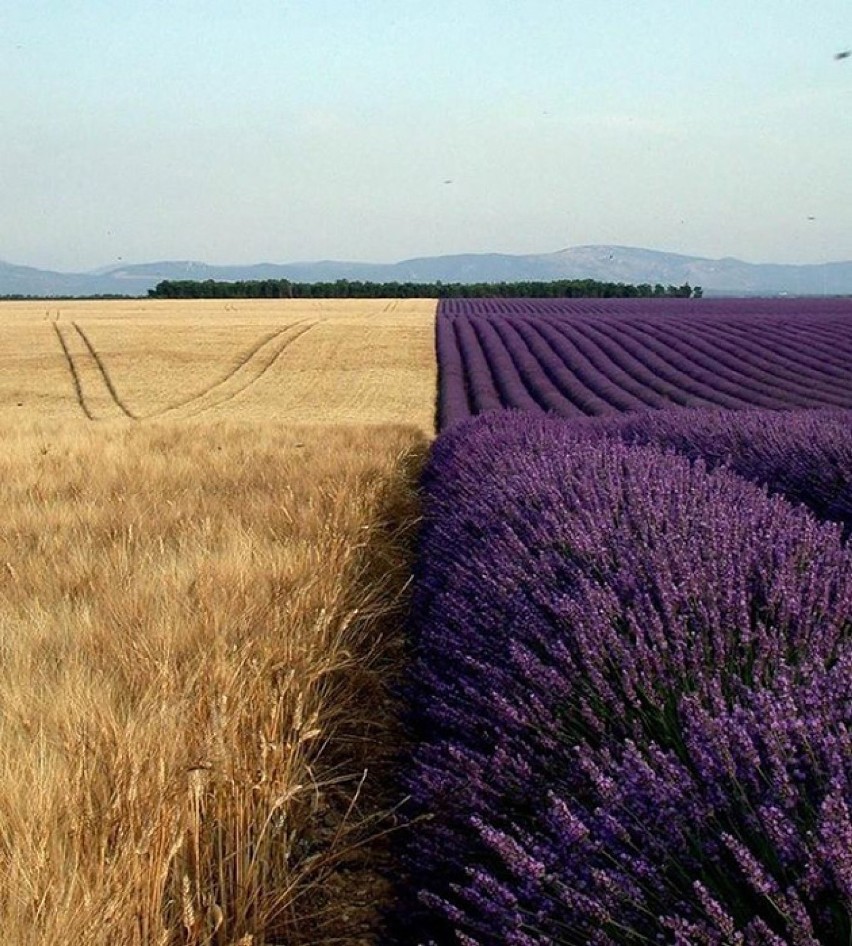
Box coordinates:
[148,278,703,300]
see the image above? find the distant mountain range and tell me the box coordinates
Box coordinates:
[2,246,852,297]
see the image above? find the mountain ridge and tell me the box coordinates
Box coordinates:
[2,245,852,297]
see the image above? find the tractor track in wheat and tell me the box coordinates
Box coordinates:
[53,318,319,421]
[71,323,138,419]
[53,323,94,420]
[54,321,137,420]
[160,319,318,417]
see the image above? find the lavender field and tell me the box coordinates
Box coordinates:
[437,298,852,428]
[393,299,852,945]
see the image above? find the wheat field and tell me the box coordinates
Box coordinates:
[0,300,437,945]
[0,299,437,428]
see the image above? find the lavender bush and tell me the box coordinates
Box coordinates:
[575,407,852,537]
[393,412,852,945]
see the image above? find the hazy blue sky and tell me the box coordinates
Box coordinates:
[2,1,850,270]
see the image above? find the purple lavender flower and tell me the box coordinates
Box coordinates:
[390,412,852,945]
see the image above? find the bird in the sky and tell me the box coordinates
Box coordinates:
[835,49,851,60]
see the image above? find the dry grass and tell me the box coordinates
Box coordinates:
[0,299,436,428]
[0,299,438,944]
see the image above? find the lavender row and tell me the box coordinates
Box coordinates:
[437,298,852,426]
[392,412,852,944]
[440,296,852,325]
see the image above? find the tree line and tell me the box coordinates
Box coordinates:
[147,278,703,300]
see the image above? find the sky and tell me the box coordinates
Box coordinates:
[1,0,851,271]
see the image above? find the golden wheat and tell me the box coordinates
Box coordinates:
[0,299,437,945]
